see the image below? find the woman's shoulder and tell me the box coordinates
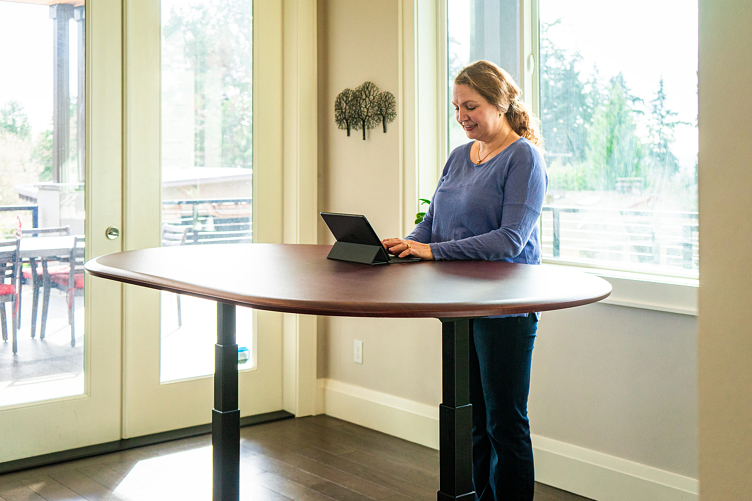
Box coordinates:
[448,141,474,161]
[441,141,474,174]
[506,137,545,166]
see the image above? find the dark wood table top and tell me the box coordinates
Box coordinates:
[84,244,611,318]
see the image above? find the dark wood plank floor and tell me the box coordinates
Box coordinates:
[0,415,593,500]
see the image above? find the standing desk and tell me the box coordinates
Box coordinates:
[85,243,611,501]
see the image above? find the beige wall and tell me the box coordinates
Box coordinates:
[316,0,701,485]
[317,0,443,404]
[532,305,697,477]
[697,0,752,498]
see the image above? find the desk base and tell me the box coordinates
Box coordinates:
[214,303,240,501]
[438,319,476,500]
[212,408,239,500]
[209,309,477,501]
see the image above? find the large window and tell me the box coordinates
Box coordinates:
[447,0,698,278]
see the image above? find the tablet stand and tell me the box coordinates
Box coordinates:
[326,241,389,265]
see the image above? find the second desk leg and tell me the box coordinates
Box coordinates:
[438,318,475,501]
[213,302,240,501]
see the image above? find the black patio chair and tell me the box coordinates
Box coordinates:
[0,238,21,354]
[47,236,84,347]
[19,226,71,337]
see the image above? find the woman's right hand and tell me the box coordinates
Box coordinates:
[382,238,434,260]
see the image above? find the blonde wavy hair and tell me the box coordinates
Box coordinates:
[454,60,543,148]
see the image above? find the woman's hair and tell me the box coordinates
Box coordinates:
[454,60,543,147]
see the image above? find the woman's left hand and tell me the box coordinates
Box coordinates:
[381,238,435,260]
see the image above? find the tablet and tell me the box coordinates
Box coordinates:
[320,212,421,264]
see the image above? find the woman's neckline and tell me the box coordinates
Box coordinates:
[467,137,523,165]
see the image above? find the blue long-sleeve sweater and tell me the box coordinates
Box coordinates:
[407,138,548,264]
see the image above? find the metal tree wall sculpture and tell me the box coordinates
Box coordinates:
[335,82,397,140]
[351,82,381,140]
[374,91,396,133]
[334,88,356,136]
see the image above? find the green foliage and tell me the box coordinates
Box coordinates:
[541,19,695,200]
[546,159,588,191]
[584,75,647,190]
[646,77,688,179]
[162,0,253,169]
[0,130,42,205]
[0,100,31,139]
[414,198,430,224]
[32,126,53,182]
[540,21,592,164]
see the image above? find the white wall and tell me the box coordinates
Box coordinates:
[697,0,752,499]
[316,1,700,499]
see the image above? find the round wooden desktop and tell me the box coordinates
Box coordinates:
[85,244,612,501]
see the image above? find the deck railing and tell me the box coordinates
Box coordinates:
[162,198,252,245]
[540,206,699,271]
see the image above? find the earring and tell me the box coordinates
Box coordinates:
[498,113,502,117]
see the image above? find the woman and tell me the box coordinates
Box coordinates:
[383,60,547,501]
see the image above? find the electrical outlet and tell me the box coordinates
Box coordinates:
[354,340,363,364]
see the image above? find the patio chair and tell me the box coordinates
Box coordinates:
[0,238,20,354]
[162,224,190,327]
[47,236,84,347]
[19,226,70,337]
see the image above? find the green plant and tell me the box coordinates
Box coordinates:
[414,198,431,224]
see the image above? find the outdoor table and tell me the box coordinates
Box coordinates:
[85,243,611,501]
[19,235,78,340]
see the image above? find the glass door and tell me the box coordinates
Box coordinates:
[0,0,123,461]
[121,0,284,438]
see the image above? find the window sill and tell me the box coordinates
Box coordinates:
[541,261,698,316]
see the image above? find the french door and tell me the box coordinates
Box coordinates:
[120,0,285,438]
[0,0,123,462]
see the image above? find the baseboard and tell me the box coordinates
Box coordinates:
[319,378,439,449]
[532,435,698,501]
[318,378,698,501]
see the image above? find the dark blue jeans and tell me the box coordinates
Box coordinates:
[469,315,538,501]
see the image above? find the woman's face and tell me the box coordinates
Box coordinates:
[452,84,504,143]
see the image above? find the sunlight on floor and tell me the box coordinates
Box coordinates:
[114,447,213,500]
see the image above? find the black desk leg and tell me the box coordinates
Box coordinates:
[438,318,476,501]
[213,302,240,501]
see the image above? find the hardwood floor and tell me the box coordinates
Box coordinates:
[0,415,593,500]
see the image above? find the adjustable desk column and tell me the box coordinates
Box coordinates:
[213,303,240,501]
[439,318,475,500]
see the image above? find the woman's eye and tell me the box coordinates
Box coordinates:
[467,107,476,111]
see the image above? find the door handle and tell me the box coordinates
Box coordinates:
[105,227,120,240]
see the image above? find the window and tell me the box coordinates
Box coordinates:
[447,0,698,278]
[160,0,255,382]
